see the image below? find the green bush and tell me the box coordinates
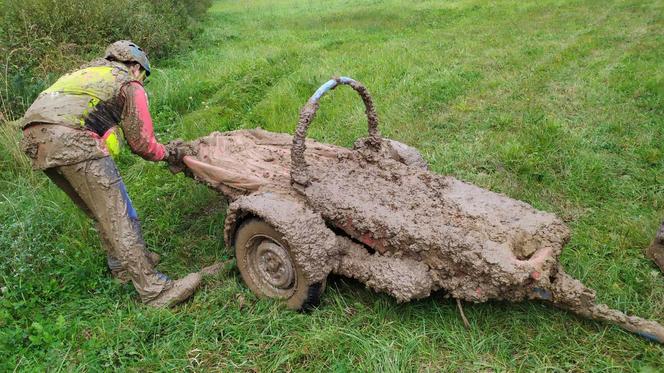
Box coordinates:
[0,0,212,119]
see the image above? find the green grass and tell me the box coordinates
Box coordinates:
[2,0,664,370]
[1,0,211,116]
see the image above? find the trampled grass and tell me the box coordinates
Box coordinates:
[1,0,663,370]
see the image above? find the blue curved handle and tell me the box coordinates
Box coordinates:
[309,77,357,103]
[291,77,381,186]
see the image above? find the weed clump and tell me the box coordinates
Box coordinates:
[0,0,212,119]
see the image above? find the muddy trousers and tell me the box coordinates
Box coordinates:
[44,157,168,302]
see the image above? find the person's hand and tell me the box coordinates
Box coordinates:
[164,139,194,174]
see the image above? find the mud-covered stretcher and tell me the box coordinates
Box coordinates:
[181,77,664,344]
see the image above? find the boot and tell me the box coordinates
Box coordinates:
[108,251,161,283]
[145,272,202,308]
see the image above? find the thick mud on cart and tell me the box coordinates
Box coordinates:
[181,77,664,343]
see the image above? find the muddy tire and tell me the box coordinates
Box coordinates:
[234,218,324,311]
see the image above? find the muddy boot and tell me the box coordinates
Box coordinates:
[108,251,161,284]
[145,272,202,308]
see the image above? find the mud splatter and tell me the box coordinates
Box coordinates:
[21,124,108,170]
[379,139,429,170]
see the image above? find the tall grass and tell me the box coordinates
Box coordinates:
[0,123,31,177]
[0,0,212,119]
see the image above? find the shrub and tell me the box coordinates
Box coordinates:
[0,0,212,119]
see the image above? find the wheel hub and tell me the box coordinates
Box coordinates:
[256,241,295,289]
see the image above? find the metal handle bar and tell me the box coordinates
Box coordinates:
[291,77,381,186]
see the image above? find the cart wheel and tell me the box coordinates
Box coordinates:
[234,218,324,311]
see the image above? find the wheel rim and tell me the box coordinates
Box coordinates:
[244,234,296,298]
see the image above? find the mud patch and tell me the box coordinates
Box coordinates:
[183,128,350,198]
[304,145,569,303]
[21,124,108,170]
[335,236,433,302]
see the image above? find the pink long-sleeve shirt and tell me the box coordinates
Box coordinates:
[117,81,166,161]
